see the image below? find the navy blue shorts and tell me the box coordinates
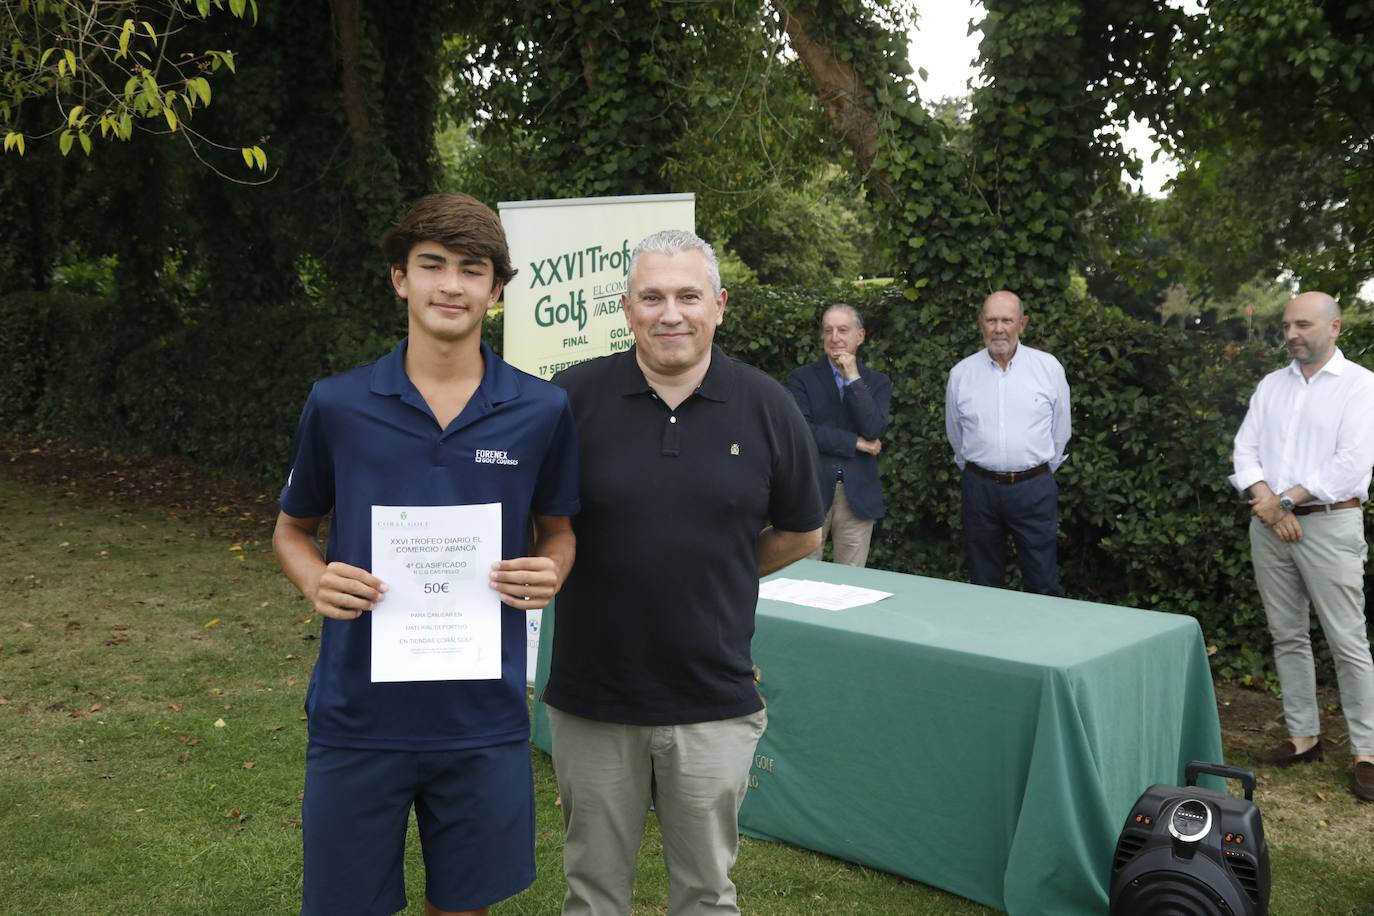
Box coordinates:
[301,740,535,916]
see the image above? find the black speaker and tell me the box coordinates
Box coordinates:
[1109,761,1270,916]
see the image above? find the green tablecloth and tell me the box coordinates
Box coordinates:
[532,559,1223,915]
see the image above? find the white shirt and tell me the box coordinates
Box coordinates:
[1230,348,1374,504]
[945,344,1071,473]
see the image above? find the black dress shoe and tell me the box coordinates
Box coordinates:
[1352,762,1374,802]
[1256,737,1324,766]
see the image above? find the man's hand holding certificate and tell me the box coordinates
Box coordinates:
[306,561,387,621]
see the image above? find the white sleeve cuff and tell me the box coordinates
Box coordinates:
[1229,467,1264,494]
[1301,477,1339,505]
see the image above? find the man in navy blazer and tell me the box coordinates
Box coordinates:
[787,304,892,566]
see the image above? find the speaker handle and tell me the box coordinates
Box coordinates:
[1185,760,1255,800]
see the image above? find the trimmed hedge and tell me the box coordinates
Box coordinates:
[4,284,1372,679]
[0,291,334,483]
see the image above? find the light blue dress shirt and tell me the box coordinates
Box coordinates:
[831,362,856,398]
[945,344,1071,473]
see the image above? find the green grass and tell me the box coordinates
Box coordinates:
[3,468,1373,915]
[0,472,979,915]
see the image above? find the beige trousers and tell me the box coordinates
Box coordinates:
[807,481,875,567]
[1249,511,1374,755]
[548,706,767,916]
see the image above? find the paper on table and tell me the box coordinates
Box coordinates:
[370,503,502,682]
[758,577,893,611]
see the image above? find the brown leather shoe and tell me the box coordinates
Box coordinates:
[1353,762,1374,802]
[1256,737,1324,766]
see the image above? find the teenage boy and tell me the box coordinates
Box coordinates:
[273,192,579,916]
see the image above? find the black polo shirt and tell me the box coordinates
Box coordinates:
[545,345,824,725]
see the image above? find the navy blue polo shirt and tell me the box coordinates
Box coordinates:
[280,338,580,751]
[544,345,824,726]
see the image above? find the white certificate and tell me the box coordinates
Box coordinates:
[370,504,502,682]
[758,577,892,611]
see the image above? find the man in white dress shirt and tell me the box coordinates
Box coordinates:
[945,290,1071,596]
[1230,291,1374,801]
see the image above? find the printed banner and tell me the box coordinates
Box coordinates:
[498,193,695,379]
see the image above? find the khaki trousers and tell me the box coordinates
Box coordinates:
[547,706,767,916]
[1249,511,1374,754]
[807,481,875,567]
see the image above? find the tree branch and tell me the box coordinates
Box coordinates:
[331,0,369,151]
[771,0,892,201]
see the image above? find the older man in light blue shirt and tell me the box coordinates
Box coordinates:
[945,290,1070,595]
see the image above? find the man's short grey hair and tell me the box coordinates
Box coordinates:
[627,229,722,297]
[822,303,863,329]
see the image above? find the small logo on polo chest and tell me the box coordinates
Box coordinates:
[475,449,519,466]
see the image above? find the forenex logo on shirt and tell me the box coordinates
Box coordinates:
[475,448,519,466]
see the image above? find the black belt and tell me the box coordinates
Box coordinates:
[968,462,1050,485]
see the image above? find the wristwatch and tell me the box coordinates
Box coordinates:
[1278,494,1296,513]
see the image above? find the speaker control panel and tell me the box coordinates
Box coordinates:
[1167,799,1212,842]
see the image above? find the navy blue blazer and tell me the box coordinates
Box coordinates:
[786,357,892,520]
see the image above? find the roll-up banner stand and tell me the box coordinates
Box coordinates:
[498,193,696,685]
[498,192,696,380]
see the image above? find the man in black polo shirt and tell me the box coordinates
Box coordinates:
[545,229,823,915]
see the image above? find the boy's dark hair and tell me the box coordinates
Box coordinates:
[379,192,517,286]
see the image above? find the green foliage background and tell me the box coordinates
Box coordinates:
[7,278,1373,682]
[4,0,1373,687]
[717,285,1374,683]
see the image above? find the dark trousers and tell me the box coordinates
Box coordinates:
[960,466,1063,596]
